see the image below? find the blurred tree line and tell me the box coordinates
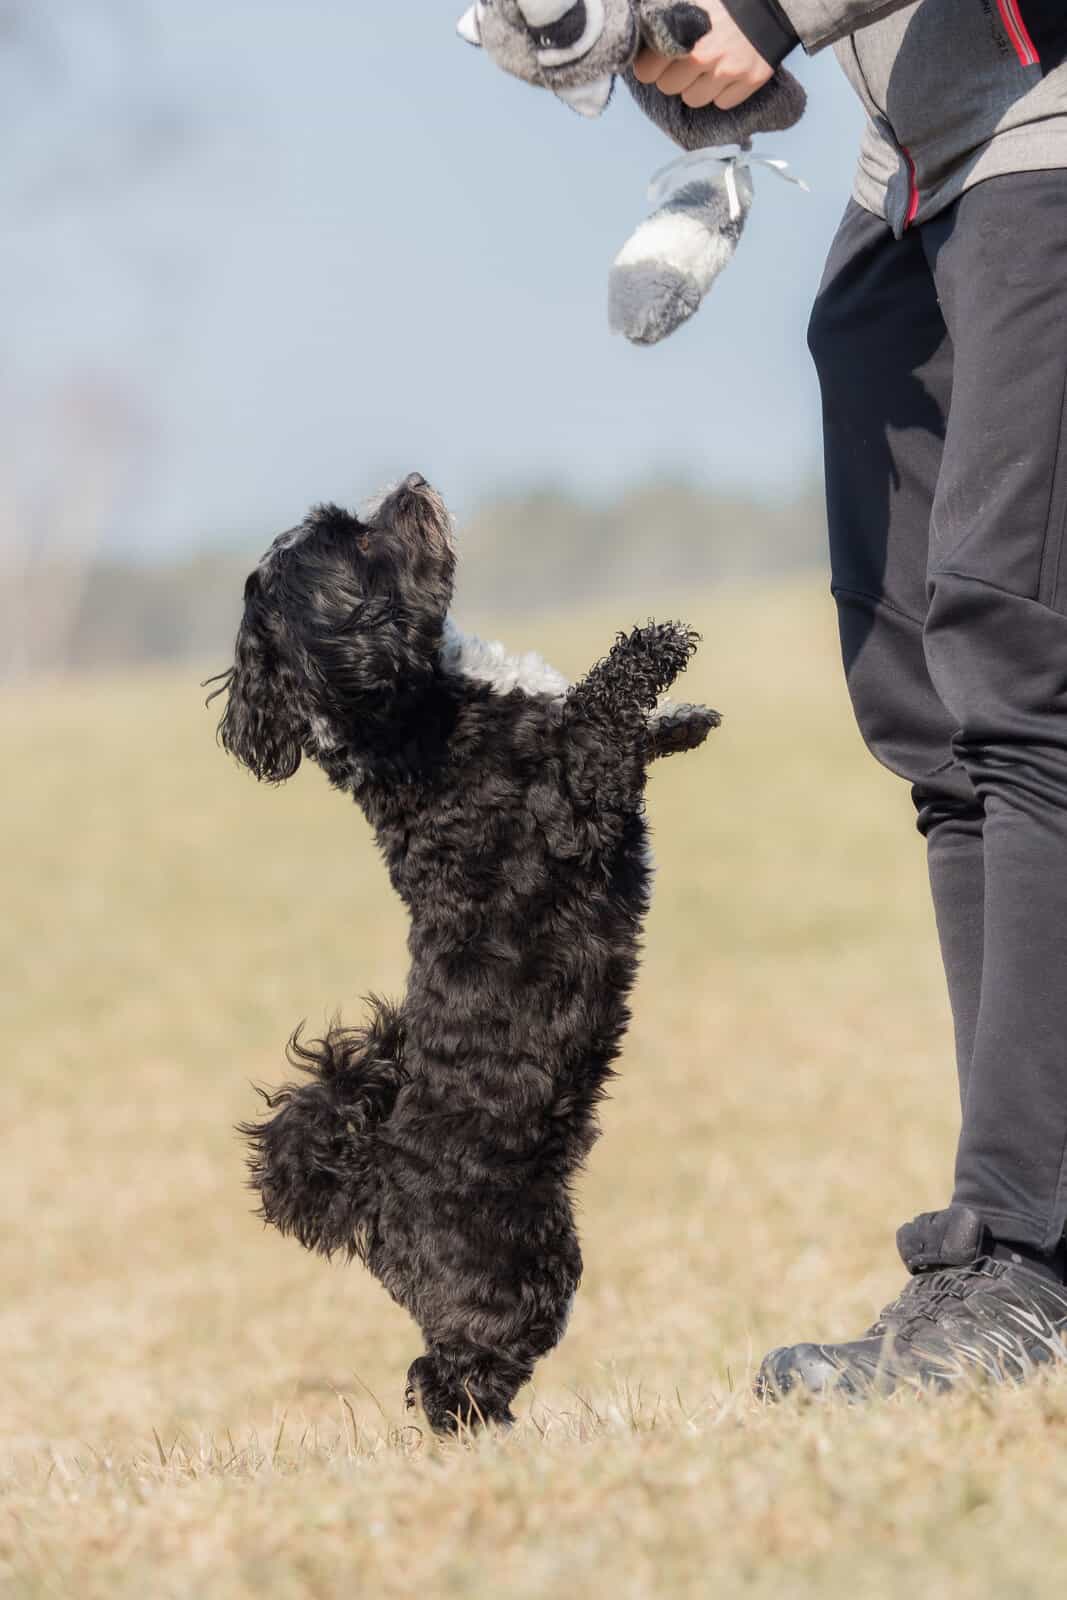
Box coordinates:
[0,3,829,679]
[2,480,828,674]
[0,0,207,678]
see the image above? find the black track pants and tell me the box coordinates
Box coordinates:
[810,173,1067,1253]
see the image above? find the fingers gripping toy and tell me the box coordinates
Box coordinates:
[457,0,807,345]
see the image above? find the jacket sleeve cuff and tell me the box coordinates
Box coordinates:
[718,0,800,65]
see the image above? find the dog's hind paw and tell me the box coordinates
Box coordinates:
[405,1354,518,1437]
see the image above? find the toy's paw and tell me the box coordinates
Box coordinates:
[609,260,703,346]
[643,3,714,57]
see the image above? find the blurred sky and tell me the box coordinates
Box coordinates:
[3,0,866,555]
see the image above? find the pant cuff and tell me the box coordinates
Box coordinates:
[965,1207,1063,1256]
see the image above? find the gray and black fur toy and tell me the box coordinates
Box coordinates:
[457,0,806,344]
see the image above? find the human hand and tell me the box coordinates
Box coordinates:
[632,0,773,111]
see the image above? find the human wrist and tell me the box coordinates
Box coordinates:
[716,0,799,66]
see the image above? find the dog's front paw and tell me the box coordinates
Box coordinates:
[631,621,701,694]
[648,701,720,760]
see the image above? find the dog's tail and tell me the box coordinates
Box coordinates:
[238,998,405,1262]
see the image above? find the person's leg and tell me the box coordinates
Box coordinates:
[809,200,984,1105]
[919,799,987,1103]
[757,181,1067,1402]
[921,171,1067,1254]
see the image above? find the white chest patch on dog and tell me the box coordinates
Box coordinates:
[441,619,665,872]
[441,617,571,699]
[441,617,684,727]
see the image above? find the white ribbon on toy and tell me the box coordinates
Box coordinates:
[647,146,811,221]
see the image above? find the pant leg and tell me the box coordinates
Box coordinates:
[919,797,987,1099]
[920,171,1067,1252]
[809,201,986,1103]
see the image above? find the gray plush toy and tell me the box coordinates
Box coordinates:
[457,0,807,344]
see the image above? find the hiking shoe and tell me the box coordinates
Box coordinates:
[756,1204,1067,1400]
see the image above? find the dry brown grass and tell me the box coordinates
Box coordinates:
[4,577,1063,1599]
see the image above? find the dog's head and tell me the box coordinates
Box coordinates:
[211,474,455,782]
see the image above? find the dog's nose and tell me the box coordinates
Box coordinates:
[403,472,428,492]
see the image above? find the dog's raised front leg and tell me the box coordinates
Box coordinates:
[568,622,700,734]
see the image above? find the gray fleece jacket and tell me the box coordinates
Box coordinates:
[721,0,1067,234]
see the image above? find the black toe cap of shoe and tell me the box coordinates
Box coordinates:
[757,1344,843,1399]
[756,1341,882,1400]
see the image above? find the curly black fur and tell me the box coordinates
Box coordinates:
[238,1001,406,1262]
[211,473,717,1434]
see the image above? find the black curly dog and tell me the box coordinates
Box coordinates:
[211,474,717,1434]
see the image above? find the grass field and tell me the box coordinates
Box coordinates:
[5,577,1067,1599]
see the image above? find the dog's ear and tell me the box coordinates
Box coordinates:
[211,577,305,784]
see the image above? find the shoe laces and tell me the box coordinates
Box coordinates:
[876,1259,1001,1342]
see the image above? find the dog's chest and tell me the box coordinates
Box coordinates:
[362,748,650,925]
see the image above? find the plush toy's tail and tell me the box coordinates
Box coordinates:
[238,999,405,1262]
[608,170,753,347]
